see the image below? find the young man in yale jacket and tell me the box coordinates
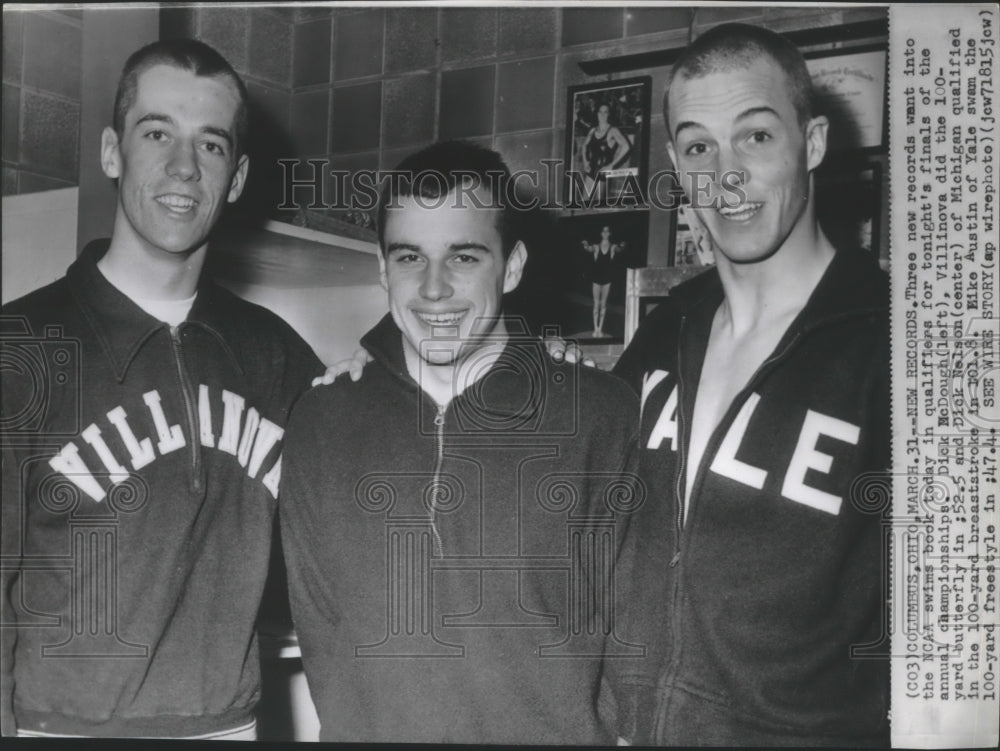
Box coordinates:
[280,141,648,743]
[611,23,890,746]
[1,40,322,738]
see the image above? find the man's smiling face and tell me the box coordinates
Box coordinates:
[379,187,525,371]
[666,55,827,265]
[101,64,248,258]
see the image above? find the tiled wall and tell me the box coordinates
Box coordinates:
[2,8,83,196]
[283,4,888,263]
[158,4,316,220]
[3,3,889,263]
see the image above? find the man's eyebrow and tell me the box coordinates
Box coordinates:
[386,242,492,254]
[673,120,703,139]
[201,126,234,147]
[448,243,491,253]
[673,106,782,139]
[133,113,233,146]
[735,105,781,122]
[135,112,174,128]
[385,242,420,254]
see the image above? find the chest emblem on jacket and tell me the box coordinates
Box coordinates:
[642,370,862,515]
[47,386,284,502]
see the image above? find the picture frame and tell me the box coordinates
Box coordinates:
[805,43,888,153]
[670,199,717,268]
[815,158,883,257]
[556,211,650,343]
[564,76,652,210]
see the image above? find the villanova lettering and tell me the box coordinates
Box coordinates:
[48,385,284,502]
[643,370,861,516]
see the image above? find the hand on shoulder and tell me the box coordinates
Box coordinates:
[312,348,372,386]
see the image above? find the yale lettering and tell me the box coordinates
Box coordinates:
[710,393,768,490]
[643,378,862,515]
[780,409,860,515]
[641,369,670,415]
[646,385,679,451]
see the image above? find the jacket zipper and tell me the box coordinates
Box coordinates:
[674,329,806,566]
[669,316,688,568]
[169,325,203,494]
[690,330,805,523]
[658,314,688,735]
[661,326,806,709]
[428,405,446,556]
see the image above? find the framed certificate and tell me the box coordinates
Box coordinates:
[806,44,888,152]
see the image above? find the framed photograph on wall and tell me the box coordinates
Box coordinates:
[564,77,651,209]
[556,211,649,342]
[805,43,888,153]
[815,159,882,256]
[670,199,717,268]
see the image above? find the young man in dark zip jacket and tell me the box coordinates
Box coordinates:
[608,23,890,746]
[1,40,322,739]
[280,141,650,743]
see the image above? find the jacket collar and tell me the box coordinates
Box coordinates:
[69,239,243,383]
[669,247,888,332]
[361,313,547,420]
[359,313,413,388]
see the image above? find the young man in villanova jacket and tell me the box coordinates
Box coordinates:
[279,141,652,744]
[611,23,891,746]
[1,40,322,739]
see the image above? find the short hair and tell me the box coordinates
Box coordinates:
[377,140,522,258]
[113,39,249,157]
[663,23,813,141]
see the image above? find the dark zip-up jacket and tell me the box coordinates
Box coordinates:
[280,314,647,744]
[612,248,890,746]
[1,242,321,737]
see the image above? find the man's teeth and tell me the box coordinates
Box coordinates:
[417,311,465,326]
[157,195,196,210]
[718,202,762,220]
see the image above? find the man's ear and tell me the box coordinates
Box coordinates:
[227,154,250,203]
[805,115,829,172]
[377,251,388,291]
[100,126,122,180]
[502,241,527,295]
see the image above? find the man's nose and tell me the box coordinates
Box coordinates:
[166,140,200,181]
[419,262,454,301]
[717,147,748,188]
[712,147,748,208]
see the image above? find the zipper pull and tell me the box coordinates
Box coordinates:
[434,407,445,427]
[669,551,681,567]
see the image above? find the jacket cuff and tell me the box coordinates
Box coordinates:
[616,683,658,745]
